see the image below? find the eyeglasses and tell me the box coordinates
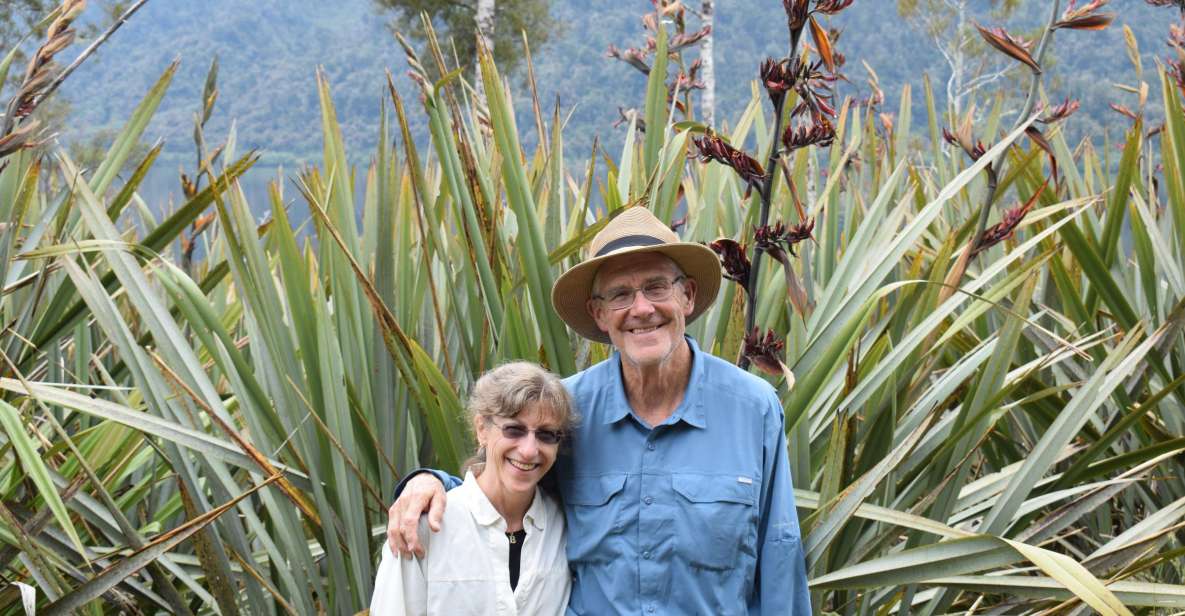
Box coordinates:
[593,275,686,311]
[488,418,564,445]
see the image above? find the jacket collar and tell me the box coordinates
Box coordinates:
[462,471,547,532]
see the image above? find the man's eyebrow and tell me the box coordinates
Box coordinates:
[601,273,678,292]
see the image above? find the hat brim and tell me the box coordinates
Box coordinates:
[551,242,723,343]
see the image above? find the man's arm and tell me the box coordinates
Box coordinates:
[749,393,812,615]
[370,532,429,615]
[386,469,461,557]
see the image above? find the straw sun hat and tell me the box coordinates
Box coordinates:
[551,207,722,344]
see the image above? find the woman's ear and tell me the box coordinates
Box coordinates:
[472,415,486,446]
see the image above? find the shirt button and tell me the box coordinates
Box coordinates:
[646,441,656,450]
[643,551,651,559]
[644,496,653,505]
[647,606,656,613]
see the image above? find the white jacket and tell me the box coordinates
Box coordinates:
[370,472,570,615]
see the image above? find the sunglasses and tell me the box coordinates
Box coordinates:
[488,418,564,445]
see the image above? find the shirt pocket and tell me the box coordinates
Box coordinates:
[670,473,758,571]
[563,474,628,564]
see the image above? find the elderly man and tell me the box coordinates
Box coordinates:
[387,207,811,614]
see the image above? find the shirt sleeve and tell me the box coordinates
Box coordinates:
[749,390,813,615]
[370,541,428,616]
[392,468,463,499]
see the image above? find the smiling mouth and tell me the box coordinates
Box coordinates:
[507,459,540,472]
[628,324,662,334]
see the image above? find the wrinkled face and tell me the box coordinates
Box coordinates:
[474,402,562,496]
[586,252,696,370]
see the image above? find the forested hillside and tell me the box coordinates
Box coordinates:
[58,0,1170,168]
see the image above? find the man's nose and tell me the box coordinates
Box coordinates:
[626,289,657,315]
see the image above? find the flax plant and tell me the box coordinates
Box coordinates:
[0,0,1184,614]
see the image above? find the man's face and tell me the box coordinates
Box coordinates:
[586,252,696,370]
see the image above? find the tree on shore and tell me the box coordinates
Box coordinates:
[897,0,1023,117]
[699,0,715,126]
[374,0,559,82]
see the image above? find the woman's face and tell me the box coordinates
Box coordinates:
[475,402,563,496]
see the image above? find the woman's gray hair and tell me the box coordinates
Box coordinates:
[465,362,577,469]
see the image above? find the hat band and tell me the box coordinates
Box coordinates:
[594,234,664,257]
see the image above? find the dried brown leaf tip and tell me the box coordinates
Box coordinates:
[1055,0,1115,30]
[975,23,1041,72]
[789,58,838,119]
[1171,23,1185,49]
[672,59,706,94]
[1146,0,1185,14]
[973,205,1031,256]
[943,127,987,161]
[181,211,217,260]
[606,44,651,75]
[783,0,811,33]
[973,180,1047,257]
[761,58,796,106]
[783,0,854,35]
[814,0,855,15]
[743,328,786,378]
[1170,60,1185,96]
[1040,97,1081,123]
[707,238,751,289]
[670,25,712,52]
[783,117,835,151]
[1168,23,1185,95]
[1024,127,1059,185]
[693,133,766,187]
[756,219,816,258]
[180,172,199,200]
[7,0,86,123]
[808,16,836,72]
[0,120,41,158]
[1110,103,1139,121]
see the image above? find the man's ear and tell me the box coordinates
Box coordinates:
[586,298,609,333]
[681,277,697,315]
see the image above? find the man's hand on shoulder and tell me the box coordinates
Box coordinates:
[386,473,447,558]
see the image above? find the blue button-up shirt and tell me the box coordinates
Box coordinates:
[555,337,809,615]
[413,337,810,614]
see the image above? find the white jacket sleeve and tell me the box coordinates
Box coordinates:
[369,541,428,616]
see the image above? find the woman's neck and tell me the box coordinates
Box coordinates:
[475,469,534,532]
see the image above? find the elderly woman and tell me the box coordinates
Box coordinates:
[370,362,576,615]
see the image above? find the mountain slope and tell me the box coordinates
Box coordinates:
[58,0,1173,168]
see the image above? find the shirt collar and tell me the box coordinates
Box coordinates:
[603,335,707,429]
[461,471,548,532]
